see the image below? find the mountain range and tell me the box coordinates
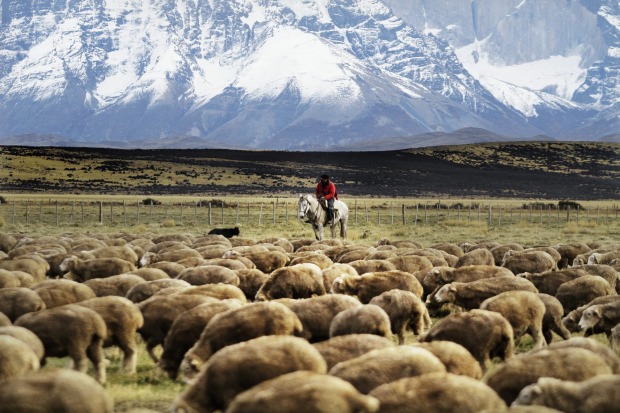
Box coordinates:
[0,0,618,150]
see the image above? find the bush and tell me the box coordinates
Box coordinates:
[0,195,6,204]
[142,198,162,206]
[558,200,583,210]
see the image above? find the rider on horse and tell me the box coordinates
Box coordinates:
[315,174,337,224]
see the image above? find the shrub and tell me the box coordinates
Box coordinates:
[558,200,583,210]
[142,198,162,206]
[0,195,6,204]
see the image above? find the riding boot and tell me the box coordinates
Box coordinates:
[327,208,334,224]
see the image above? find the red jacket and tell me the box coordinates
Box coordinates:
[315,181,337,200]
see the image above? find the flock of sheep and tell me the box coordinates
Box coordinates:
[0,230,619,413]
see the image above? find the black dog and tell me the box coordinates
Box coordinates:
[207,227,240,238]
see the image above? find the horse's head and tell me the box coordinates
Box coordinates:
[298,194,310,218]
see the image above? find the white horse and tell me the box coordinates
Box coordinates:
[298,194,348,240]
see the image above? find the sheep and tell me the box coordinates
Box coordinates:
[403,249,451,267]
[369,289,431,344]
[0,257,48,282]
[322,263,358,293]
[181,301,303,382]
[532,337,620,374]
[202,257,249,270]
[570,264,619,293]
[428,276,538,311]
[484,347,613,405]
[84,273,146,297]
[126,267,170,281]
[328,346,446,394]
[611,323,620,354]
[536,293,571,343]
[224,370,380,413]
[125,278,191,303]
[259,237,295,253]
[554,242,591,269]
[0,369,114,413]
[348,259,397,275]
[365,249,397,260]
[0,312,10,326]
[75,296,144,374]
[480,290,547,348]
[0,287,46,322]
[31,279,97,309]
[490,243,525,266]
[520,268,590,296]
[144,261,186,277]
[512,375,620,413]
[277,294,362,342]
[196,245,230,259]
[369,372,507,413]
[60,256,137,281]
[577,300,620,338]
[555,275,615,313]
[77,244,139,265]
[502,250,558,274]
[173,336,327,413]
[429,242,464,257]
[137,294,217,363]
[334,247,373,263]
[329,304,392,339]
[0,335,40,381]
[221,250,290,273]
[332,270,423,304]
[0,269,35,287]
[234,268,268,300]
[386,255,433,273]
[0,232,17,252]
[455,247,495,267]
[420,309,515,372]
[562,295,620,334]
[139,248,202,266]
[289,252,334,269]
[290,238,317,251]
[176,265,240,286]
[421,265,514,298]
[587,250,620,265]
[255,263,326,301]
[0,325,45,362]
[158,299,243,380]
[15,304,108,383]
[312,334,395,370]
[411,341,483,379]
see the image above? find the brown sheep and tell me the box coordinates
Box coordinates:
[554,242,591,269]
[532,337,620,374]
[224,371,380,413]
[221,250,290,273]
[0,369,114,413]
[421,265,514,298]
[139,248,202,266]
[322,263,358,293]
[0,287,46,322]
[138,294,217,362]
[587,250,620,265]
[348,259,397,275]
[84,273,146,297]
[513,375,620,413]
[502,250,558,274]
[480,290,547,348]
[31,279,96,309]
[173,336,327,413]
[403,249,451,267]
[365,249,397,260]
[490,243,525,266]
[75,296,144,374]
[0,232,17,252]
[420,309,515,372]
[562,295,620,334]
[0,269,21,288]
[144,261,186,277]
[181,301,303,382]
[429,242,464,257]
[60,256,137,281]
[455,247,495,267]
[125,278,191,303]
[0,312,10,326]
[611,323,620,354]
[255,263,326,301]
[484,347,613,405]
[411,341,483,379]
[126,267,170,281]
[369,372,507,413]
[519,268,588,295]
[277,294,362,342]
[334,247,373,263]
[570,263,619,293]
[523,246,562,266]
[428,276,538,311]
[537,293,571,343]
[234,268,268,300]
[312,334,395,370]
[0,269,35,287]
[0,325,45,362]
[159,299,243,379]
[329,304,392,339]
[168,284,246,302]
[332,270,423,304]
[578,300,620,338]
[369,289,431,344]
[0,257,48,282]
[289,252,334,269]
[328,346,446,394]
[386,255,433,273]
[202,257,249,270]
[555,275,615,314]
[77,244,139,265]
[15,304,108,383]
[0,335,40,381]
[176,265,240,286]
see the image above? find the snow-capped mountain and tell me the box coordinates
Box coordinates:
[0,0,617,150]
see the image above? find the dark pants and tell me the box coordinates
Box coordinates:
[327,198,334,221]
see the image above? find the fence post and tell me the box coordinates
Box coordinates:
[539,205,542,225]
[12,201,15,225]
[208,202,212,225]
[402,204,406,226]
[415,203,419,226]
[149,200,153,224]
[596,207,600,225]
[39,200,43,224]
[365,202,369,225]
[576,205,580,223]
[391,202,394,225]
[81,202,84,224]
[194,202,198,226]
[424,202,428,224]
[272,201,276,225]
[498,207,501,227]
[477,204,481,223]
[221,202,225,224]
[236,203,240,225]
[247,202,250,224]
[285,202,289,224]
[70,201,74,224]
[110,202,114,225]
[377,204,380,226]
[123,201,126,226]
[488,206,492,227]
[136,201,140,224]
[25,200,29,225]
[259,203,263,225]
[354,200,357,225]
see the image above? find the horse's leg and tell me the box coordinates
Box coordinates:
[330,222,336,239]
[340,216,348,239]
[312,223,322,240]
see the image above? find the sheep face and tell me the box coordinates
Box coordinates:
[578,306,603,330]
[512,381,545,407]
[330,277,346,294]
[587,253,602,265]
[59,256,76,273]
[139,252,155,267]
[433,284,456,304]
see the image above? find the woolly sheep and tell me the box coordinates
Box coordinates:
[158,299,243,380]
[84,273,146,297]
[77,244,139,265]
[578,299,620,338]
[386,255,433,273]
[126,267,170,281]
[60,256,137,281]
[513,375,620,413]
[125,278,191,303]
[139,248,202,266]
[0,257,48,282]
[176,265,240,286]
[0,335,40,381]
[0,312,10,326]
[484,347,613,405]
[571,263,619,293]
[181,301,303,382]
[329,304,392,339]
[0,287,46,322]
[332,270,423,304]
[420,309,515,372]
[328,346,446,394]
[289,252,334,269]
[536,293,571,343]
[225,371,380,413]
[312,334,395,370]
[480,290,547,348]
[0,232,17,252]
[15,304,108,383]
[0,369,114,413]
[31,279,96,309]
[455,247,495,267]
[369,289,431,344]
[587,250,620,266]
[611,323,620,354]
[0,269,35,287]
[0,325,45,362]
[532,337,620,374]
[169,284,246,302]
[502,250,557,274]
[429,242,464,257]
[519,268,588,295]
[234,268,268,300]
[555,275,615,313]
[144,261,186,277]
[348,259,397,275]
[173,335,327,413]
[411,341,483,379]
[421,265,514,298]
[0,270,21,288]
[562,295,620,334]
[554,242,590,269]
[322,263,358,293]
[369,372,507,413]
[221,250,289,273]
[255,263,326,301]
[490,243,525,266]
